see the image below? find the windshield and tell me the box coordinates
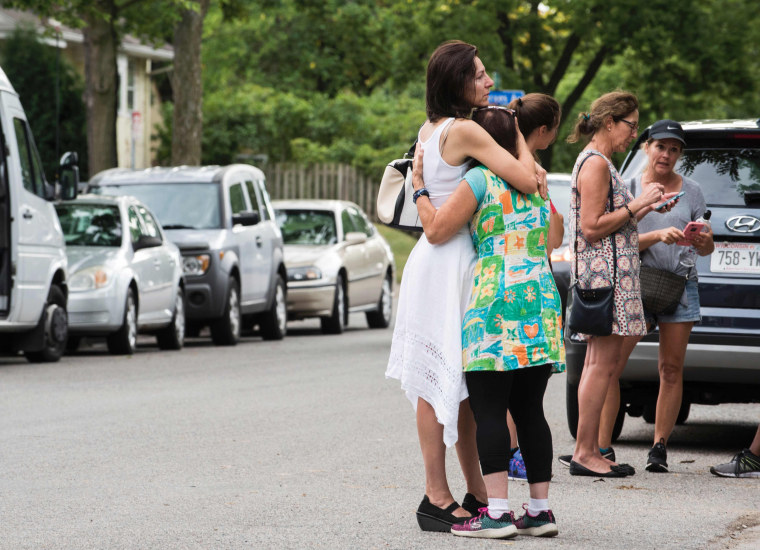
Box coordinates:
[623,147,760,207]
[56,204,121,247]
[94,183,221,229]
[275,209,337,245]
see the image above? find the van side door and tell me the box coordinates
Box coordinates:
[5,99,63,323]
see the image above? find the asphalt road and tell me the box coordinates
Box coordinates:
[1,310,758,550]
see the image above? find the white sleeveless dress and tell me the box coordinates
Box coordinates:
[385,118,476,447]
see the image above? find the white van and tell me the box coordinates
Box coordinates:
[0,65,79,362]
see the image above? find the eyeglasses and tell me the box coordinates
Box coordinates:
[618,118,639,132]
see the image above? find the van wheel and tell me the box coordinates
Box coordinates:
[366,273,392,328]
[156,286,185,350]
[25,285,68,363]
[107,288,138,355]
[321,275,346,334]
[260,275,287,341]
[211,277,240,346]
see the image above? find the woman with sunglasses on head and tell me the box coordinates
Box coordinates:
[563,92,680,479]
[410,98,566,539]
[591,120,714,474]
[386,40,538,533]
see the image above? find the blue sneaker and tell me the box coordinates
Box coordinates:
[508,449,527,481]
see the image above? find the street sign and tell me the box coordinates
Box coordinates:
[488,89,524,106]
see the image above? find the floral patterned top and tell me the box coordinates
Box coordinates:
[569,150,647,338]
[461,166,565,373]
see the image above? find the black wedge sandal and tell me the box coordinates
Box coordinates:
[416,495,470,532]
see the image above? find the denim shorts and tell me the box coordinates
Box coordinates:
[645,278,701,328]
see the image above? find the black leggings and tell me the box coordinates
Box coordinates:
[465,365,553,483]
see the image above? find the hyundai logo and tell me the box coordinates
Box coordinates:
[726,215,760,233]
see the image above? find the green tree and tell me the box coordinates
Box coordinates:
[0,26,88,180]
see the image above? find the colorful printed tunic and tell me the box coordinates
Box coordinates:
[461,166,565,373]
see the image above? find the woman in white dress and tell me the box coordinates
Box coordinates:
[385,40,539,532]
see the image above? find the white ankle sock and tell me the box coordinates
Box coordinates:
[528,498,549,516]
[487,498,510,517]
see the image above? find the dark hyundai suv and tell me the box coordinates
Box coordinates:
[565,119,760,440]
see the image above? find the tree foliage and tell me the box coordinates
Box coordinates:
[0,25,88,180]
[192,0,760,176]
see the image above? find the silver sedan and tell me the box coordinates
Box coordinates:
[55,195,185,354]
[273,200,394,334]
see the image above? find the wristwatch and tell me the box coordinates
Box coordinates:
[413,188,430,204]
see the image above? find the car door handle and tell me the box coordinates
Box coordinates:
[22,210,33,219]
[255,236,263,248]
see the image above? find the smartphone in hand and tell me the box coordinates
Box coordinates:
[654,190,686,211]
[676,221,706,246]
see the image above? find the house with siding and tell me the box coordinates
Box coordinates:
[0,8,173,171]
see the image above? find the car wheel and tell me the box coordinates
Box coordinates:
[107,288,138,355]
[185,322,202,338]
[366,273,392,329]
[210,277,241,346]
[321,274,346,334]
[25,285,68,363]
[675,400,690,425]
[566,378,579,439]
[260,275,287,341]
[642,402,656,424]
[156,286,185,350]
[611,399,625,442]
[66,336,81,353]
[567,377,625,442]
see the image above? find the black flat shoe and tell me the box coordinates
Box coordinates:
[416,495,469,532]
[569,460,631,478]
[461,492,488,516]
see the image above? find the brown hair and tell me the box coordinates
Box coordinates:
[469,107,517,168]
[426,40,478,122]
[507,93,561,139]
[566,90,638,144]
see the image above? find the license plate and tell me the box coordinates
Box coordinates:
[711,242,760,274]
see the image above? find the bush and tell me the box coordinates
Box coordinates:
[0,26,88,180]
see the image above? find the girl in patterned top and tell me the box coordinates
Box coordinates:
[412,100,565,540]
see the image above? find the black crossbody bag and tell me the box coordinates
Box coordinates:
[566,158,617,336]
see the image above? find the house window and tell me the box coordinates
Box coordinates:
[127,60,135,111]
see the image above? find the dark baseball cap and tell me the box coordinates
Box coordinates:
[648,119,685,145]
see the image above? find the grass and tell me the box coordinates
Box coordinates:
[375,224,419,282]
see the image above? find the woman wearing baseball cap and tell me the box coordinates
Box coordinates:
[598,119,715,473]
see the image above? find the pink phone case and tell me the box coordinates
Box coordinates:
[676,221,706,246]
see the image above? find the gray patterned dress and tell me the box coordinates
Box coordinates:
[569,150,647,339]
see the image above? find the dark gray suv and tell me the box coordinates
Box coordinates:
[565,119,760,439]
[89,165,288,345]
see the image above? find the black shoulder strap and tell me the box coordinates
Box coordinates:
[573,152,617,285]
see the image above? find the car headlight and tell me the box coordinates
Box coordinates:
[287,266,322,282]
[183,254,210,276]
[550,246,573,264]
[69,266,113,291]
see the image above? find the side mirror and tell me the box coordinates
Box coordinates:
[345,231,367,245]
[232,210,260,227]
[133,235,162,250]
[59,152,79,201]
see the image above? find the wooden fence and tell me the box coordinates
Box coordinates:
[263,163,381,220]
